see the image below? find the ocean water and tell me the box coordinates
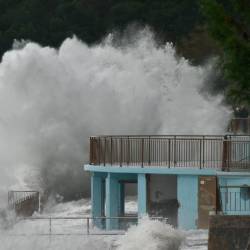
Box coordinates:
[0,198,208,250]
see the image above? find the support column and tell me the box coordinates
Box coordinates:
[106,173,120,230]
[138,173,147,216]
[118,182,125,216]
[91,173,105,228]
[177,175,198,229]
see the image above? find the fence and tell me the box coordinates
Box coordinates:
[8,191,40,216]
[220,186,250,213]
[8,216,166,236]
[90,135,250,170]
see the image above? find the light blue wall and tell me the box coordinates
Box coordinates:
[105,173,120,230]
[91,173,106,228]
[118,183,125,216]
[88,165,250,230]
[218,175,250,215]
[85,164,217,175]
[91,174,103,217]
[177,175,198,230]
[138,174,147,215]
[218,176,250,186]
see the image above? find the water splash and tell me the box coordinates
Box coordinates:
[0,29,231,203]
[116,216,185,250]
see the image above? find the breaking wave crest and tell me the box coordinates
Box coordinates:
[0,29,231,203]
[116,216,185,250]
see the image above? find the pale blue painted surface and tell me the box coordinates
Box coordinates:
[118,183,125,215]
[84,164,218,175]
[86,164,250,177]
[91,173,105,228]
[88,164,250,230]
[105,173,120,230]
[218,176,250,186]
[218,175,250,215]
[91,174,103,217]
[138,174,147,215]
[177,175,198,230]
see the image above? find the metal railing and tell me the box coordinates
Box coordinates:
[220,186,250,213]
[89,135,250,169]
[7,216,167,236]
[8,191,39,208]
[8,191,40,216]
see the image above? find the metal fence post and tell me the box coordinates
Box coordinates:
[104,137,106,166]
[141,138,144,168]
[127,136,130,166]
[120,138,123,167]
[87,218,90,235]
[168,138,171,168]
[148,136,151,166]
[98,137,101,165]
[111,138,113,166]
[174,136,177,166]
[202,136,205,168]
[199,139,202,169]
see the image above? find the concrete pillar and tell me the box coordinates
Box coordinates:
[106,173,120,230]
[118,182,125,216]
[91,173,105,228]
[177,175,198,229]
[138,173,147,216]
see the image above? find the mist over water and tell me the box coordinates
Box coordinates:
[0,29,231,204]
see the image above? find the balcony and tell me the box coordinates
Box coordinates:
[89,135,250,170]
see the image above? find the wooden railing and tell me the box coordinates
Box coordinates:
[89,135,250,170]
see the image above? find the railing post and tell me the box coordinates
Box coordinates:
[120,138,123,167]
[141,138,144,168]
[127,136,130,166]
[222,135,230,171]
[98,137,101,165]
[90,137,98,165]
[87,218,90,235]
[168,139,171,168]
[111,138,113,166]
[202,136,205,168]
[104,137,106,166]
[174,136,177,166]
[199,139,202,169]
[148,136,151,166]
[89,137,92,165]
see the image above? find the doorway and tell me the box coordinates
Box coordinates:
[148,174,178,226]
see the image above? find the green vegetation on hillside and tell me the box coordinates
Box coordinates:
[201,0,250,108]
[0,0,203,58]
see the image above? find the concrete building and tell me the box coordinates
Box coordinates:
[84,132,250,230]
